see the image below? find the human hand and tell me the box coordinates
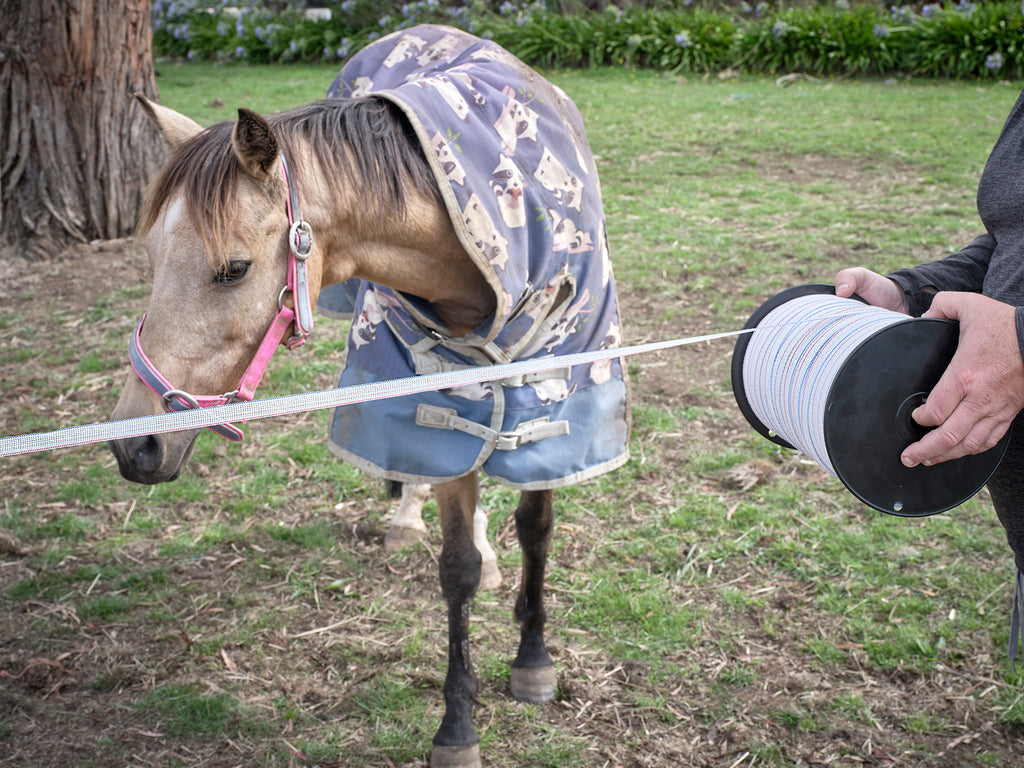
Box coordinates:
[900,292,1024,467]
[834,268,909,314]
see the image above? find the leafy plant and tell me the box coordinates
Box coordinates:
[150,0,1024,79]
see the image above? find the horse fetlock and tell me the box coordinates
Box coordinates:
[432,693,478,753]
[477,557,501,591]
[509,663,557,704]
[383,522,427,552]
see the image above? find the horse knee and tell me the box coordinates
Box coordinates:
[439,541,481,600]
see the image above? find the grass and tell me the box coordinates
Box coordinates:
[2,62,1024,766]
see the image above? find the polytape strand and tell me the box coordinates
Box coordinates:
[0,329,749,458]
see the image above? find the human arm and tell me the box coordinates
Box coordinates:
[887,233,996,315]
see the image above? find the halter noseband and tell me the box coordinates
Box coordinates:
[128,156,315,441]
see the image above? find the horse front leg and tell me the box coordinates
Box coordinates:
[430,474,483,768]
[385,482,501,590]
[510,489,557,703]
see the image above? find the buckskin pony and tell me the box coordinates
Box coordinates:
[109,24,629,768]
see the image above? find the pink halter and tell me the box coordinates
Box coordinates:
[128,157,315,441]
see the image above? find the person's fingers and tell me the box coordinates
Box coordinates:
[902,408,1009,466]
[833,268,907,313]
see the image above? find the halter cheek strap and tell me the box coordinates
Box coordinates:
[129,316,244,441]
[127,155,315,441]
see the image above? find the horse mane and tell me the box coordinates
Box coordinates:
[137,98,440,269]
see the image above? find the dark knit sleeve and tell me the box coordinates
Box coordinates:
[887,233,996,317]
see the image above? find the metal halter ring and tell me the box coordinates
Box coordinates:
[162,389,200,412]
[289,220,314,260]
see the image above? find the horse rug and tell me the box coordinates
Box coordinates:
[318,24,630,489]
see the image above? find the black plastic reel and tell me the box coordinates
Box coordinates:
[731,284,1010,517]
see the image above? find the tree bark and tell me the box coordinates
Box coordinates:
[0,0,166,260]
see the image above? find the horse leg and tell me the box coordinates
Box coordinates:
[430,474,482,768]
[386,482,500,591]
[474,502,501,591]
[509,489,558,703]
[384,482,430,551]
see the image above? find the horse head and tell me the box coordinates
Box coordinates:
[109,97,320,484]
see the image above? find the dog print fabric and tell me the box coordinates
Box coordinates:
[319,25,629,488]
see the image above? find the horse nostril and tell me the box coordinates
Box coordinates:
[110,434,165,481]
[132,434,164,474]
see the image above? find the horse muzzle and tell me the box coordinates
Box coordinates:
[108,431,198,484]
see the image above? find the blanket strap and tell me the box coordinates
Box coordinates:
[415,404,569,450]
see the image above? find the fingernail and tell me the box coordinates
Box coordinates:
[902,455,916,467]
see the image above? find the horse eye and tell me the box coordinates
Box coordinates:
[215,260,251,284]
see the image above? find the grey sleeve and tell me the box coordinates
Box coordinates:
[887,233,996,316]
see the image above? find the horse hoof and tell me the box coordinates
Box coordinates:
[430,743,481,768]
[478,558,502,591]
[510,664,557,703]
[384,524,426,552]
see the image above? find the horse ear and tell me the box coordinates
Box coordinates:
[232,108,280,180]
[134,93,203,150]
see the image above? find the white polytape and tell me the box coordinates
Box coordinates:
[741,295,907,475]
[0,329,750,458]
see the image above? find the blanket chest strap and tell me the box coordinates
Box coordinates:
[415,404,569,450]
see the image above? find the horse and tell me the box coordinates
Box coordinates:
[109,25,630,768]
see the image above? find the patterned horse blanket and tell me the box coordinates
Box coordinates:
[319,25,630,489]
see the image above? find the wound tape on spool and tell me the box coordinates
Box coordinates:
[732,284,1010,517]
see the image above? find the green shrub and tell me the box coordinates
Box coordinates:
[908,1,1024,78]
[150,1,1024,79]
[735,5,912,76]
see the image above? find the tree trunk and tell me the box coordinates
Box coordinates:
[0,0,166,260]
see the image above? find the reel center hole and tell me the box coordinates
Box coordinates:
[896,392,930,444]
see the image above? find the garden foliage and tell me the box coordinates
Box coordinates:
[152,1,1024,79]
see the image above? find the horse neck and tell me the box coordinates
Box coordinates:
[294,145,496,336]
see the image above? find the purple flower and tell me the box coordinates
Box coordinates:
[890,5,913,24]
[772,20,786,39]
[675,30,692,48]
[873,24,890,38]
[986,52,1004,71]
